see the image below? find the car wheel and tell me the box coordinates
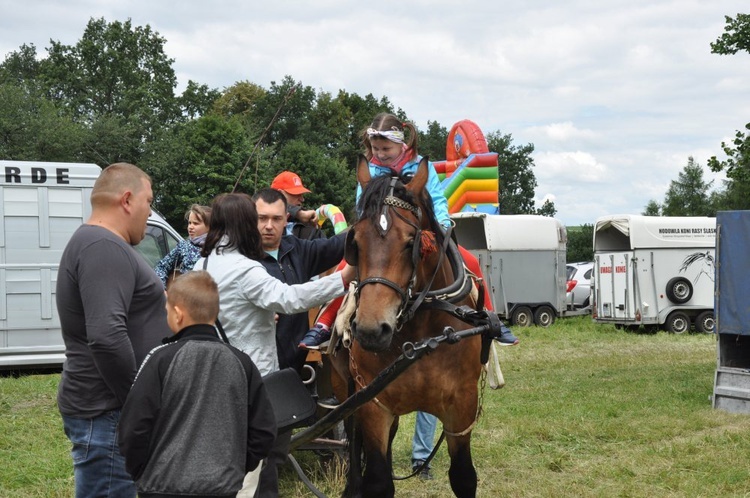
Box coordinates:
[665,311,691,334]
[533,305,556,327]
[665,277,693,304]
[694,311,715,334]
[511,306,533,327]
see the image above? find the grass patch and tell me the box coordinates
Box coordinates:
[3,316,750,497]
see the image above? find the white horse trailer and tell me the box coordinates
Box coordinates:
[451,213,569,327]
[0,161,182,369]
[593,214,716,333]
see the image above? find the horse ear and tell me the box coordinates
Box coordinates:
[407,156,429,195]
[357,155,371,190]
[344,229,358,266]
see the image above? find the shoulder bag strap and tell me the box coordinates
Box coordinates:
[202,255,230,344]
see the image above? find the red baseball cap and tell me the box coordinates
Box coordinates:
[271,171,311,195]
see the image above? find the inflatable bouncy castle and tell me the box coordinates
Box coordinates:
[434,120,499,214]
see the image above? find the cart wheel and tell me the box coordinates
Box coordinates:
[694,311,714,334]
[665,311,690,334]
[533,305,556,327]
[511,306,533,327]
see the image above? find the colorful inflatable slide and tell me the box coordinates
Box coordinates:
[434,120,499,214]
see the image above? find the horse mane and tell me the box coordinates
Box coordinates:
[357,173,445,245]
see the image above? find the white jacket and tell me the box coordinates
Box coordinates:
[198,244,346,375]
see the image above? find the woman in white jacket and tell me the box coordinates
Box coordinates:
[197,193,353,376]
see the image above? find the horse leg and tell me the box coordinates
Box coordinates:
[446,433,477,498]
[359,403,396,498]
[342,414,364,498]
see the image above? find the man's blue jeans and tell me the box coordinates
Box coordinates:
[62,409,136,498]
[412,411,438,463]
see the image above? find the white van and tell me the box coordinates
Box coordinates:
[0,161,182,368]
[592,214,716,333]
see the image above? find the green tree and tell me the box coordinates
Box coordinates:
[305,90,355,157]
[642,199,661,216]
[708,13,750,210]
[419,120,449,161]
[179,81,221,120]
[0,82,86,162]
[332,90,395,169]
[144,114,254,229]
[37,18,181,164]
[710,13,750,54]
[486,131,552,215]
[251,76,315,152]
[535,198,557,217]
[661,157,714,216]
[0,44,42,87]
[42,18,179,123]
[268,139,357,221]
[213,81,267,121]
[566,224,594,263]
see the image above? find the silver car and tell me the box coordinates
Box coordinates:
[566,261,594,309]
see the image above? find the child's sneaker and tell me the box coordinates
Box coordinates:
[299,324,331,348]
[495,322,519,346]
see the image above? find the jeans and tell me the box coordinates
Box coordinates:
[62,409,136,498]
[411,411,438,463]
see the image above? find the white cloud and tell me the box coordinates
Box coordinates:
[534,151,608,183]
[526,122,598,142]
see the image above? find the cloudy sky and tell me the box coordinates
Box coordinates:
[2,1,749,226]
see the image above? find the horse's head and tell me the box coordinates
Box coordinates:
[346,155,444,352]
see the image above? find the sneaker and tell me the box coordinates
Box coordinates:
[317,395,340,410]
[412,459,433,480]
[495,322,519,346]
[299,324,331,348]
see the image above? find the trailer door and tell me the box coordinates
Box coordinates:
[595,252,633,319]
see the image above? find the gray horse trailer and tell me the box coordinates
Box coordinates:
[0,161,181,369]
[451,213,568,327]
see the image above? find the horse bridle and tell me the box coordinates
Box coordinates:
[351,178,426,329]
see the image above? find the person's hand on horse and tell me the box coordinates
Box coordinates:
[339,263,356,288]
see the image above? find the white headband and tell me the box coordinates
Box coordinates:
[366,127,405,144]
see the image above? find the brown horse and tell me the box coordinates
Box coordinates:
[335,156,483,497]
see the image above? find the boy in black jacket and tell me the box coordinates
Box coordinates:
[118,271,277,498]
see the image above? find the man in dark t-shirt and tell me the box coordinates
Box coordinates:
[56,163,171,498]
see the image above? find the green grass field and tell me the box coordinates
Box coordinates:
[3,316,750,497]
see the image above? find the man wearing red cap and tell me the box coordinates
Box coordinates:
[270,171,318,235]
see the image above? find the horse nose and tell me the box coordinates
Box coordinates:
[351,319,394,352]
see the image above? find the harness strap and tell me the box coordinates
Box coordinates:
[443,419,478,437]
[418,236,473,304]
[401,223,455,324]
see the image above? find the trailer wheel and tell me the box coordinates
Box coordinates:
[511,306,533,327]
[665,277,693,304]
[694,311,715,334]
[533,305,556,327]
[665,311,691,334]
